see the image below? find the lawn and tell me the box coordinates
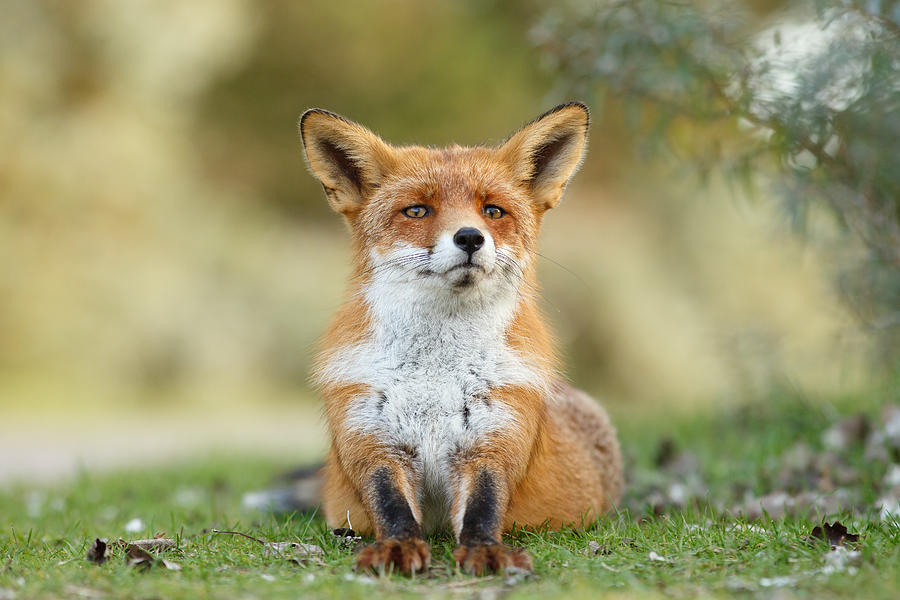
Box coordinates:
[2,390,898,599]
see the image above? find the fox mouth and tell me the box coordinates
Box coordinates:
[448,262,481,273]
[418,262,483,276]
[444,262,486,288]
[408,261,487,288]
[374,246,508,289]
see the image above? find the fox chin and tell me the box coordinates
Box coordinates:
[284,103,623,576]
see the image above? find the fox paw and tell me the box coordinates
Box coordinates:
[453,542,533,576]
[355,538,431,575]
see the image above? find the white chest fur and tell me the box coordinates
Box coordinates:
[318,276,543,532]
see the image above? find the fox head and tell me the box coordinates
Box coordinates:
[299,103,588,308]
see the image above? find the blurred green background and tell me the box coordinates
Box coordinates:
[1,0,889,481]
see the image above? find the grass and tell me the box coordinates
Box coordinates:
[2,391,899,599]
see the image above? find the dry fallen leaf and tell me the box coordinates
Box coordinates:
[122,542,155,570]
[809,521,860,548]
[118,539,181,571]
[211,529,325,565]
[263,542,325,560]
[85,538,109,565]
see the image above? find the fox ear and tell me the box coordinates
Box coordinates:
[300,109,396,216]
[498,102,589,211]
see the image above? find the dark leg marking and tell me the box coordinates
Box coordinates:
[462,404,471,429]
[459,470,498,545]
[371,467,422,540]
[454,470,533,575]
[357,467,430,575]
[376,391,388,412]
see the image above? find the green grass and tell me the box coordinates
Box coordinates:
[2,391,899,599]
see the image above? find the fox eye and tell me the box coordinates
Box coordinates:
[483,205,505,220]
[403,205,429,218]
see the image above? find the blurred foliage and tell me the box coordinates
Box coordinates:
[534,0,900,360]
[196,0,552,221]
[0,0,556,404]
[0,0,879,425]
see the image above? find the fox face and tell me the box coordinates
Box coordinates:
[357,150,532,295]
[300,104,589,308]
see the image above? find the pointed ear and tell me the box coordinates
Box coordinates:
[498,102,589,211]
[299,109,397,216]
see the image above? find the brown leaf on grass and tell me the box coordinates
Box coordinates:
[809,521,860,548]
[122,543,155,570]
[119,539,181,571]
[86,538,109,564]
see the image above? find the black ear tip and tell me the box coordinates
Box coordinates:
[531,102,590,129]
[299,108,327,135]
[555,101,590,124]
[298,108,350,138]
[299,109,319,141]
[558,101,589,113]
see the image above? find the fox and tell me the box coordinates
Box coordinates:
[298,102,623,576]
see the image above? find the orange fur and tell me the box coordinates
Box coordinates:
[299,103,623,575]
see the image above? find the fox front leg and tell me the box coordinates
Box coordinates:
[354,466,430,575]
[451,469,533,575]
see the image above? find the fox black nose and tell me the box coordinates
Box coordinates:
[453,227,485,256]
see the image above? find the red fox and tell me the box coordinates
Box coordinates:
[299,103,623,575]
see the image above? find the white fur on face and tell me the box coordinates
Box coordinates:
[317,231,546,534]
[364,226,511,296]
[426,229,497,288]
